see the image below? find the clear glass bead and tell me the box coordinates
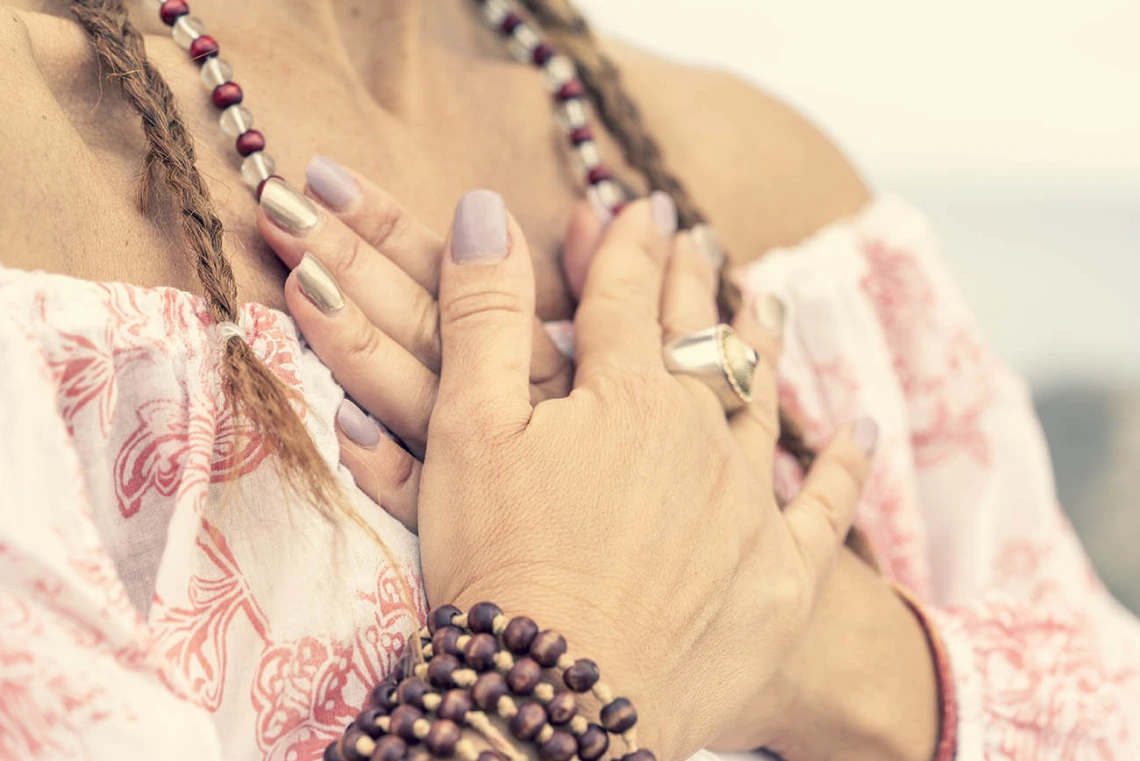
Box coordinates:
[172,15,206,49]
[555,99,588,131]
[241,152,276,189]
[219,104,253,137]
[595,180,623,208]
[480,0,511,26]
[200,58,233,90]
[572,142,602,174]
[507,24,540,63]
[543,56,576,91]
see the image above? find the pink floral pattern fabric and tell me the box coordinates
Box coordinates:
[1,196,1137,760]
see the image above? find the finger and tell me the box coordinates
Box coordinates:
[305,155,445,291]
[562,200,606,302]
[285,254,436,457]
[574,192,677,382]
[659,231,724,418]
[336,399,422,532]
[729,294,787,473]
[784,419,879,590]
[434,190,535,437]
[259,178,442,370]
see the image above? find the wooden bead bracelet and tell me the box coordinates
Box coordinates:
[325,603,656,761]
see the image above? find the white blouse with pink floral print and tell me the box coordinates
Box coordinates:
[1,196,1137,761]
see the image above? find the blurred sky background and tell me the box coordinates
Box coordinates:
[577,0,1140,609]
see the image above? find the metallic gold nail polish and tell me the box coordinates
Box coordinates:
[296,253,344,312]
[260,178,319,233]
[753,294,786,338]
[690,223,725,271]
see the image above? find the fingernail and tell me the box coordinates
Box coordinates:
[452,189,508,264]
[306,155,360,211]
[587,186,614,228]
[690,223,725,270]
[753,294,786,338]
[852,417,880,457]
[651,191,677,236]
[260,178,320,233]
[337,399,380,448]
[296,253,344,312]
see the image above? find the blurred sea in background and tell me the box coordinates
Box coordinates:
[578,0,1139,611]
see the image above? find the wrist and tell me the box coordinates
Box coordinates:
[769,552,941,761]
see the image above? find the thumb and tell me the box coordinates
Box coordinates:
[562,200,606,301]
[435,190,535,437]
[784,419,879,590]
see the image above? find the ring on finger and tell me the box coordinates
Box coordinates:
[663,324,759,413]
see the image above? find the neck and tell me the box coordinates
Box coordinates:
[193,0,484,115]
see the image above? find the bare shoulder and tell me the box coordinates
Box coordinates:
[603,40,870,262]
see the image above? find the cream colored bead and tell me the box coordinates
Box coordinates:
[493,651,515,671]
[556,654,576,671]
[454,668,478,687]
[569,715,589,734]
[456,739,479,761]
[413,718,431,739]
[454,613,469,629]
[492,614,508,635]
[497,695,518,719]
[414,663,429,679]
[592,683,614,704]
[537,725,555,743]
[422,693,442,712]
[534,683,555,702]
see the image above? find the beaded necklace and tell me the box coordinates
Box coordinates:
[145,0,629,217]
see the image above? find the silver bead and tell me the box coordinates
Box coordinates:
[171,16,206,49]
[481,0,511,27]
[543,56,577,92]
[219,104,254,137]
[200,58,233,90]
[507,24,541,63]
[241,152,276,189]
[572,141,602,174]
[556,99,589,131]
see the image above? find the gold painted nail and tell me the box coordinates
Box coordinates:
[260,178,320,233]
[753,294,786,337]
[296,253,344,312]
[690,223,725,271]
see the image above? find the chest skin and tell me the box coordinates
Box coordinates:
[0,5,869,319]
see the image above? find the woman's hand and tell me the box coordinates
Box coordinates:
[415,188,877,760]
[257,157,604,528]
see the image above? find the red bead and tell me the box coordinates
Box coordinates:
[557,80,586,101]
[236,130,266,157]
[569,127,593,146]
[211,82,243,109]
[611,201,628,216]
[532,43,555,65]
[500,12,523,34]
[189,35,219,62]
[587,166,611,185]
[159,0,189,25]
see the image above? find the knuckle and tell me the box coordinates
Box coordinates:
[409,291,442,370]
[360,195,411,250]
[440,287,526,328]
[342,318,387,364]
[797,489,847,544]
[338,234,372,279]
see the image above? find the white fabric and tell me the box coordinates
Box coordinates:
[1,196,1137,760]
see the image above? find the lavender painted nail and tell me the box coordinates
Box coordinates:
[306,155,360,211]
[337,399,380,449]
[650,191,677,236]
[852,417,880,457]
[452,190,508,263]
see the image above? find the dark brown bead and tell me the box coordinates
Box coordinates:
[424,719,461,757]
[546,690,577,726]
[502,616,538,654]
[509,702,547,741]
[368,681,397,711]
[432,626,463,657]
[576,724,609,761]
[464,632,500,671]
[324,741,342,761]
[507,657,542,695]
[471,671,509,711]
[388,705,424,743]
[355,707,387,738]
[600,697,637,733]
[563,659,599,692]
[427,653,461,688]
[396,677,428,708]
[540,731,578,761]
[477,753,503,761]
[621,752,657,761]
[529,630,567,667]
[371,735,408,761]
[340,728,371,761]
[467,602,503,634]
[437,689,473,723]
[428,605,461,634]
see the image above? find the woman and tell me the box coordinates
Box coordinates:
[1,2,1136,761]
